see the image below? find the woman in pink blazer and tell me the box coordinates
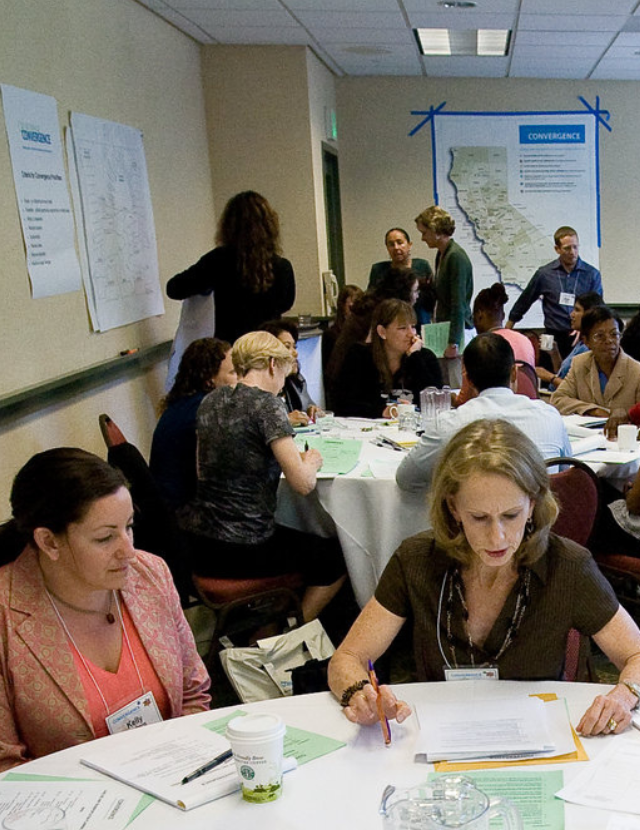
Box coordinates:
[0,448,210,771]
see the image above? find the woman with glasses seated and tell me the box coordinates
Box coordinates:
[551,305,640,440]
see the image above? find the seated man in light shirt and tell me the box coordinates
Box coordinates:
[396,333,572,492]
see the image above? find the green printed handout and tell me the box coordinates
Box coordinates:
[421,321,451,358]
[203,710,346,765]
[294,436,362,475]
[429,770,564,830]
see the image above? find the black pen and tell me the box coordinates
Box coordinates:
[180,749,233,784]
[304,441,309,451]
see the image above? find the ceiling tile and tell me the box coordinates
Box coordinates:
[285,0,398,9]
[604,44,640,59]
[511,43,604,60]
[309,28,414,45]
[520,0,636,13]
[590,62,640,80]
[406,11,517,29]
[611,31,640,45]
[515,30,614,47]
[294,11,407,29]
[195,24,309,43]
[138,0,640,78]
[171,8,295,26]
[168,0,282,8]
[421,56,509,77]
[520,14,629,33]
[510,58,597,78]
[328,50,423,76]
[404,0,519,10]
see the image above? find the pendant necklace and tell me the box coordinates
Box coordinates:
[444,566,531,667]
[45,585,116,624]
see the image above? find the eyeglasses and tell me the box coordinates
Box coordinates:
[591,330,620,344]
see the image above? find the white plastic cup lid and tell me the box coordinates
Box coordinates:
[227,713,285,740]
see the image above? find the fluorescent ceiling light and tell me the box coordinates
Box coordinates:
[415,28,510,57]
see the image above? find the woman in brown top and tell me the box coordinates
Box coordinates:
[328,418,640,737]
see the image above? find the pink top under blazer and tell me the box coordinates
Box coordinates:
[0,546,210,770]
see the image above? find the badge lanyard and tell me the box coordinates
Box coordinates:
[46,590,146,718]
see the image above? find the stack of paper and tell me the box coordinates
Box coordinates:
[414,697,565,763]
[81,723,296,811]
[376,428,419,449]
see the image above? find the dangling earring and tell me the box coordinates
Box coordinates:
[525,517,534,538]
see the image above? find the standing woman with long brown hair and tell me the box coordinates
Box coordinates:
[167,191,296,343]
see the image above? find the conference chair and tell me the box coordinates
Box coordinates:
[545,456,601,681]
[98,413,193,604]
[546,454,640,608]
[192,573,304,682]
[514,359,539,400]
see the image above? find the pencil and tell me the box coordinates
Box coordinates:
[367,659,391,746]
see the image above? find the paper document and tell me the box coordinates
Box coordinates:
[422,322,451,358]
[557,737,640,814]
[563,414,608,430]
[570,434,607,455]
[81,721,296,810]
[429,770,565,830]
[415,697,554,762]
[576,446,640,464]
[375,428,419,449]
[294,436,362,475]
[0,780,141,829]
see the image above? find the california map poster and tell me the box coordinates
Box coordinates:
[413,100,606,328]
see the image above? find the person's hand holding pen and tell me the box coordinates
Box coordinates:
[302,446,323,471]
[342,680,411,728]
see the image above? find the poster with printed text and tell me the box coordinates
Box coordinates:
[1,84,81,298]
[429,109,601,328]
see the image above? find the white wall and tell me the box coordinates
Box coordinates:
[336,76,640,303]
[0,0,215,515]
[201,45,337,316]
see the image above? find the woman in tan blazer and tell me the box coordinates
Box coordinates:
[551,306,640,439]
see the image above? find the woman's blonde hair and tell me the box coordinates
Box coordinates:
[429,419,559,567]
[415,205,455,236]
[232,330,293,377]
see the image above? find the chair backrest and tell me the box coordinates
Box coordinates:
[98,413,193,604]
[519,329,541,365]
[545,456,601,547]
[546,457,602,682]
[514,360,539,400]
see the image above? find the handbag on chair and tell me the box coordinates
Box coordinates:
[218,619,335,703]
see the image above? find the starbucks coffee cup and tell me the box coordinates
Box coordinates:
[226,714,286,803]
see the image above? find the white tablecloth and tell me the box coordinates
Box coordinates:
[276,416,640,607]
[276,423,429,607]
[8,680,634,830]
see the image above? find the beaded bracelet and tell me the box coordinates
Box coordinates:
[340,679,370,707]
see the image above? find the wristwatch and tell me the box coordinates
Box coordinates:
[622,681,640,708]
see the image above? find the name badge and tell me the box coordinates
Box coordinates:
[444,666,499,681]
[105,690,163,734]
[559,292,575,307]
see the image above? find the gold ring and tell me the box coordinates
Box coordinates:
[607,717,618,732]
